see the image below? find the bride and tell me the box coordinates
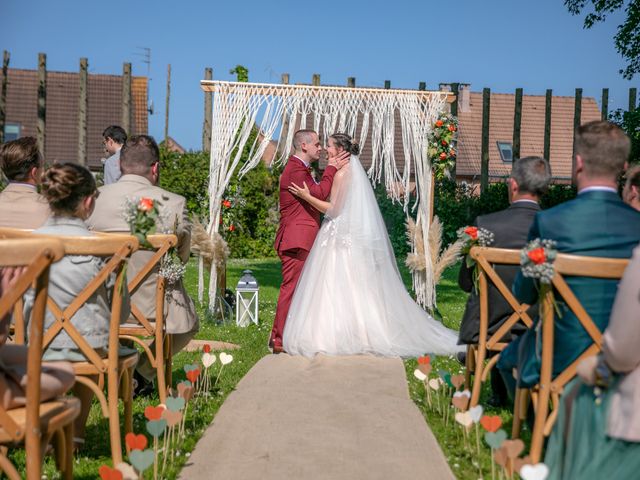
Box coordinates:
[282,133,462,358]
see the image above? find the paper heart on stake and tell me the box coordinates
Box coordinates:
[480,415,502,432]
[418,363,432,376]
[183,363,199,373]
[219,352,233,365]
[451,396,470,411]
[186,369,200,384]
[177,381,194,401]
[520,463,550,480]
[413,369,427,381]
[417,355,430,365]
[115,463,137,480]
[514,456,532,475]
[454,411,473,428]
[143,405,164,421]
[129,449,154,473]
[453,390,471,398]
[203,344,211,353]
[469,405,483,423]
[428,378,441,391]
[163,409,183,427]
[166,396,185,412]
[202,352,216,368]
[484,429,507,450]
[146,419,167,438]
[124,433,147,451]
[450,374,465,389]
[502,439,525,458]
[99,465,123,480]
[494,446,509,468]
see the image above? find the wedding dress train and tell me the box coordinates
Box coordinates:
[283,156,462,358]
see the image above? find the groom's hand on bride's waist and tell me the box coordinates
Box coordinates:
[327,150,350,170]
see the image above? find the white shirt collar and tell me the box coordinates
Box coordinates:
[512,199,539,205]
[578,186,617,195]
[8,182,37,190]
[292,155,309,168]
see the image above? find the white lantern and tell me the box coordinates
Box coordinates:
[235,269,259,327]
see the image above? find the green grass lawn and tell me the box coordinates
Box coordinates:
[13,257,516,479]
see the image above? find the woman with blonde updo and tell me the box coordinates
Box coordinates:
[24,162,132,447]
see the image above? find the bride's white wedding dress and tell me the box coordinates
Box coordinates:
[283,155,462,358]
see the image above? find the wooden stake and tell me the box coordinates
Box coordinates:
[164,64,171,142]
[202,67,213,152]
[512,88,523,162]
[0,50,9,144]
[480,88,491,194]
[544,89,552,162]
[77,58,88,165]
[37,53,47,157]
[122,63,132,134]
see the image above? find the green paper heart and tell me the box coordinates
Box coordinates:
[484,429,507,449]
[146,419,167,438]
[129,449,154,472]
[183,363,199,373]
[444,373,453,388]
[181,380,192,387]
[166,396,185,412]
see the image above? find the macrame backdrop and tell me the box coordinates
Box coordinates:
[200,80,449,311]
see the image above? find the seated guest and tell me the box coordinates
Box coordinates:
[458,156,550,405]
[544,242,640,479]
[0,137,49,228]
[623,164,640,211]
[102,125,127,185]
[0,267,75,410]
[498,121,640,394]
[24,163,132,446]
[88,135,199,396]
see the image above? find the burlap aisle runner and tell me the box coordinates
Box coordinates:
[180,354,455,480]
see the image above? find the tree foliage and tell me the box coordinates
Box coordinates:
[611,107,640,163]
[565,0,640,79]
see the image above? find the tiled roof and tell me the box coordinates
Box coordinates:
[456,92,602,180]
[1,68,148,169]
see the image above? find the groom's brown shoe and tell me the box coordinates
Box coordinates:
[273,345,284,354]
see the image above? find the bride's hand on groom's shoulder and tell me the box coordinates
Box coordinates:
[327,150,350,170]
[288,181,311,200]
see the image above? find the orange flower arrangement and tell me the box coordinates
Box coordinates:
[428,113,458,180]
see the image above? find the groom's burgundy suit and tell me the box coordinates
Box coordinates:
[270,155,338,348]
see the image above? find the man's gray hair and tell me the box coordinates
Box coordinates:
[511,156,552,197]
[292,129,317,151]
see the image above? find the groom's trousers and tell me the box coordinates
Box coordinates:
[271,248,309,347]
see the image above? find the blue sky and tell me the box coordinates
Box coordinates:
[2,0,637,152]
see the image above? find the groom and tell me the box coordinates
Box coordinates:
[270,129,349,353]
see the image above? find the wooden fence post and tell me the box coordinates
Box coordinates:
[164,64,171,142]
[37,53,46,157]
[601,88,609,120]
[544,89,552,162]
[312,74,320,86]
[77,57,88,165]
[418,82,426,91]
[572,88,583,184]
[347,77,355,88]
[0,50,9,144]
[202,68,213,152]
[450,82,460,117]
[384,80,391,89]
[629,87,637,112]
[480,88,491,193]
[512,88,523,162]
[279,73,291,158]
[122,62,132,134]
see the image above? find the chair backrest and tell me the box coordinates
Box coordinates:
[0,238,64,452]
[540,253,629,389]
[0,228,139,372]
[470,247,535,350]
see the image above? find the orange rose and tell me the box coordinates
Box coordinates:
[464,226,478,240]
[527,247,547,265]
[222,200,231,208]
[228,225,236,232]
[449,148,456,156]
[448,124,456,132]
[439,152,447,160]
[435,120,444,127]
[138,197,154,212]
[441,140,448,146]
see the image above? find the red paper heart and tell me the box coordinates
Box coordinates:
[144,405,164,421]
[99,465,123,480]
[186,369,200,384]
[480,415,502,433]
[125,432,148,451]
[417,355,431,365]
[203,344,212,353]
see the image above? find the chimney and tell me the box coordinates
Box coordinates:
[458,83,471,113]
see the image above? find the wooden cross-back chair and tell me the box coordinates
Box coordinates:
[464,247,534,408]
[0,238,80,480]
[0,228,140,464]
[115,233,177,402]
[512,253,629,464]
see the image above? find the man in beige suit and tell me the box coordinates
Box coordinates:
[0,137,49,228]
[88,135,198,394]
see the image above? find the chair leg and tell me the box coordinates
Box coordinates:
[0,453,21,480]
[108,368,123,464]
[530,384,551,463]
[156,335,167,403]
[470,343,486,407]
[60,423,74,480]
[464,345,474,391]
[512,388,529,439]
[164,334,173,392]
[123,367,134,435]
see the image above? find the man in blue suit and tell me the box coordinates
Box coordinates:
[498,120,640,393]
